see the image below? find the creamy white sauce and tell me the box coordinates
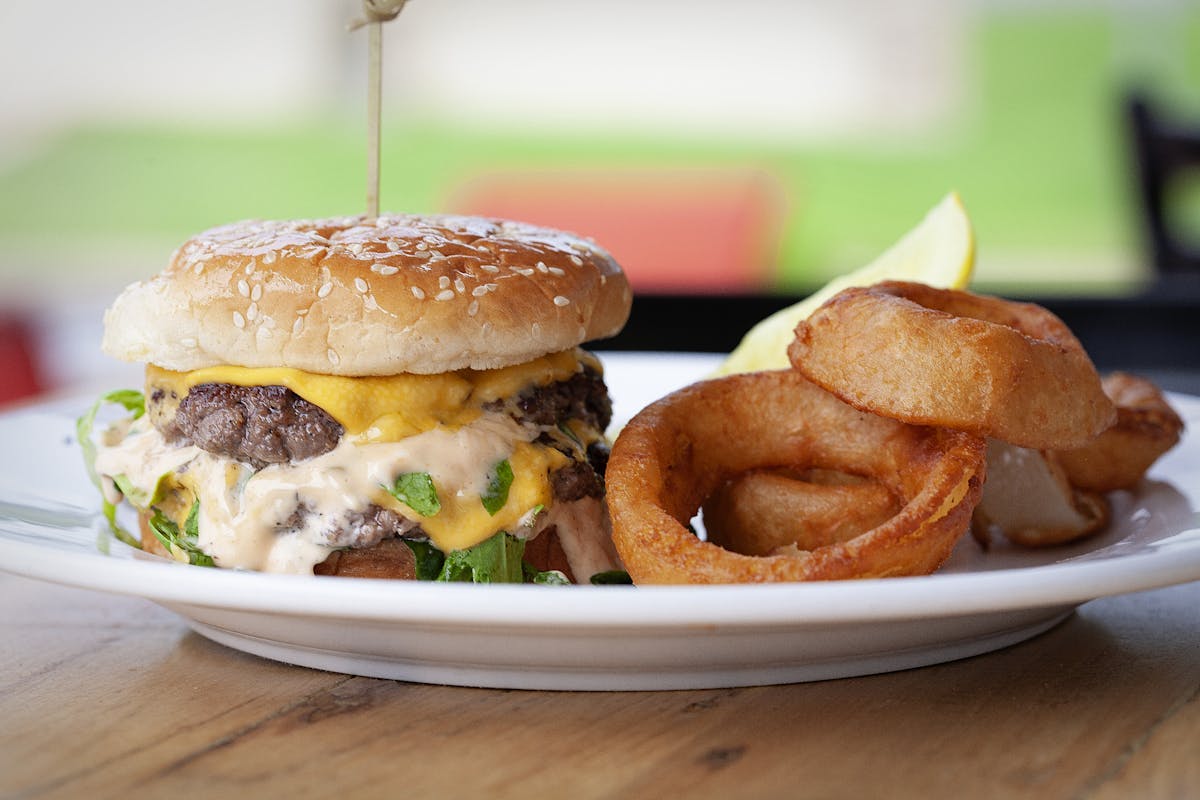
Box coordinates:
[94,412,538,574]
[539,496,623,581]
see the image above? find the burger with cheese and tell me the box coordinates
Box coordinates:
[79,214,632,583]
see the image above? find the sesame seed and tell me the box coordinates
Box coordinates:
[468,300,479,316]
[247,303,258,321]
[471,285,489,297]
[292,317,304,335]
[423,235,439,244]
[317,282,333,298]
[378,265,399,276]
[481,264,499,273]
[349,243,364,255]
[438,276,451,289]
[364,294,379,311]
[263,251,277,265]
[484,283,497,292]
[193,262,204,275]
[355,277,369,293]
[454,278,465,294]
[237,280,250,298]
[327,348,340,365]
[245,261,256,275]
[553,295,570,307]
[514,268,534,277]
[416,243,428,251]
[548,266,565,276]
[435,289,455,301]
[251,284,262,301]
[386,241,401,252]
[233,311,246,329]
[536,262,549,273]
[411,286,426,300]
[570,255,583,266]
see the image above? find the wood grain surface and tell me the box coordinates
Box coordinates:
[2,573,1197,800]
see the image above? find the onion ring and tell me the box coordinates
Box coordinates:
[702,468,901,556]
[606,371,986,584]
[1055,372,1183,492]
[788,281,1116,450]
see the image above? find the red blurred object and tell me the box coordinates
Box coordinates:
[448,168,785,293]
[0,316,44,407]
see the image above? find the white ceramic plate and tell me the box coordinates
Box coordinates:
[2,353,1199,691]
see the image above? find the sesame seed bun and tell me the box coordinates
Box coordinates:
[102,214,632,375]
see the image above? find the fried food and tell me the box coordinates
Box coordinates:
[1055,372,1184,492]
[702,468,901,556]
[606,371,986,584]
[971,440,1110,548]
[788,281,1116,450]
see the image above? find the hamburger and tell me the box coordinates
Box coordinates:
[81,214,632,583]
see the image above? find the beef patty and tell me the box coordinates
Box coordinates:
[151,367,611,470]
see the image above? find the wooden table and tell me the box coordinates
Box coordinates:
[2,573,1197,799]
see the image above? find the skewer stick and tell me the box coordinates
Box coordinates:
[349,0,410,219]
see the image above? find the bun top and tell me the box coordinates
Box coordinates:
[102,214,632,375]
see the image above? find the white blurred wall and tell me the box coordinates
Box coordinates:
[0,0,964,152]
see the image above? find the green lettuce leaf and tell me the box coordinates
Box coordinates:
[77,390,145,549]
[589,570,633,585]
[481,459,514,516]
[402,539,446,581]
[386,472,441,516]
[147,502,214,567]
[438,530,525,583]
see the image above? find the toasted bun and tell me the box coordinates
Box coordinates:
[103,214,632,375]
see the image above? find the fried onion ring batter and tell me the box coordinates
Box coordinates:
[606,371,986,584]
[702,468,901,556]
[1055,372,1184,492]
[788,281,1115,450]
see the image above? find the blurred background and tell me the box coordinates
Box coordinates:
[0,0,1198,401]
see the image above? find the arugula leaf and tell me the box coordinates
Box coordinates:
[147,503,214,567]
[438,530,525,583]
[402,539,446,581]
[101,498,140,549]
[526,565,570,585]
[481,459,514,516]
[589,570,634,585]
[76,390,146,549]
[77,389,145,489]
[386,472,441,516]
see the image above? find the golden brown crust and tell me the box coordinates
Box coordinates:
[313,539,417,579]
[703,469,901,556]
[103,214,632,375]
[606,370,986,584]
[1055,372,1184,491]
[788,281,1116,450]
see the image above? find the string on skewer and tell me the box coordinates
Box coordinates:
[348,0,411,218]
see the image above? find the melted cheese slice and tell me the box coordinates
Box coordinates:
[146,349,595,440]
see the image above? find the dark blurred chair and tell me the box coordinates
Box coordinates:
[0,316,44,407]
[1128,94,1200,279]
